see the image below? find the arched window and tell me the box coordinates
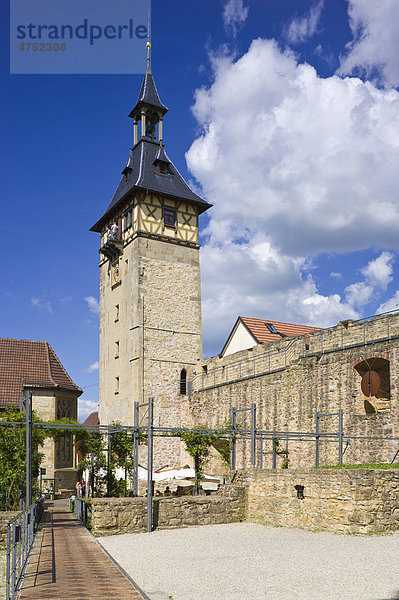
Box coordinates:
[180,369,187,395]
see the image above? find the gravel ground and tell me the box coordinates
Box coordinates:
[100,523,399,600]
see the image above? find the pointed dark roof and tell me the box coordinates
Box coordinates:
[91,139,211,232]
[0,338,82,408]
[128,67,168,119]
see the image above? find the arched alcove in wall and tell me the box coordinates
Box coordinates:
[354,357,390,414]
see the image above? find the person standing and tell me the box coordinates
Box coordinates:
[110,223,118,240]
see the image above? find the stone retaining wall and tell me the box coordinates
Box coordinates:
[236,468,399,534]
[0,512,19,545]
[91,484,245,536]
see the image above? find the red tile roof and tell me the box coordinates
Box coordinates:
[240,317,321,344]
[83,411,99,427]
[0,338,82,408]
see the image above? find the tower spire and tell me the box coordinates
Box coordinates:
[128,21,168,143]
[146,14,151,73]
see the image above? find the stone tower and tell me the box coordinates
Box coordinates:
[90,44,211,465]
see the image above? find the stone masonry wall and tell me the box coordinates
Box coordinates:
[188,313,399,469]
[99,231,203,469]
[236,468,399,534]
[92,468,399,536]
[0,512,18,545]
[91,484,245,536]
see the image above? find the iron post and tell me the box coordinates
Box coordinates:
[251,403,256,467]
[133,401,139,497]
[90,454,95,498]
[106,432,111,497]
[147,397,154,533]
[6,524,10,600]
[231,407,237,471]
[315,412,320,467]
[272,438,277,469]
[23,392,32,507]
[338,409,344,465]
[260,436,263,468]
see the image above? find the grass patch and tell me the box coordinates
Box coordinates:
[319,463,399,470]
[0,547,6,600]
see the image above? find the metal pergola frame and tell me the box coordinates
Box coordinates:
[2,396,399,532]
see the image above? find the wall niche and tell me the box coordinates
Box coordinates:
[354,357,390,414]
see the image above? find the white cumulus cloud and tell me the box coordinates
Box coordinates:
[222,0,249,37]
[338,0,399,88]
[31,297,53,314]
[285,0,324,44]
[78,398,99,423]
[85,296,100,316]
[344,281,374,309]
[377,291,399,314]
[185,39,399,354]
[188,39,399,258]
[86,361,99,373]
[360,251,394,290]
[345,252,394,308]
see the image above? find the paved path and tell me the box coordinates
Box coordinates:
[18,500,145,600]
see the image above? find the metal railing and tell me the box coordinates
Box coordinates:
[192,310,399,392]
[73,497,88,524]
[6,498,44,600]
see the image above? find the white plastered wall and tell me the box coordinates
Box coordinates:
[223,322,256,356]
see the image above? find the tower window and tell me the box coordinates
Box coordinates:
[115,304,119,321]
[115,377,119,394]
[115,341,119,359]
[163,207,176,228]
[157,162,168,174]
[180,369,187,395]
[124,209,133,230]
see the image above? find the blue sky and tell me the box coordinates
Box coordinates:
[2,0,399,420]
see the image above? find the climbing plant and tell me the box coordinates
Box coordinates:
[178,428,219,494]
[78,423,136,498]
[0,407,46,510]
[273,437,290,469]
[0,408,91,510]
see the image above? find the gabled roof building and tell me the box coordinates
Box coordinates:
[0,338,81,408]
[0,338,82,497]
[221,317,321,357]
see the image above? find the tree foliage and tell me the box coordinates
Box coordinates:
[178,428,220,494]
[0,407,47,510]
[78,423,136,497]
[0,409,91,510]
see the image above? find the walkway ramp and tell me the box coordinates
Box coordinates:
[18,499,146,600]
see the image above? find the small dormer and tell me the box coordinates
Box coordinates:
[153,145,171,175]
[122,148,134,181]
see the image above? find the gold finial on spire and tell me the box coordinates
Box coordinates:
[146,13,151,71]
